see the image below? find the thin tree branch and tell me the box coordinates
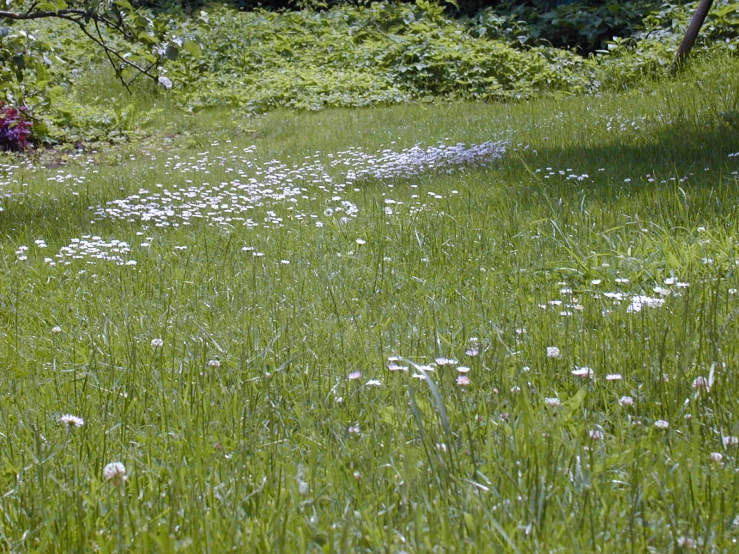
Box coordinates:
[672,0,715,72]
[0,8,91,21]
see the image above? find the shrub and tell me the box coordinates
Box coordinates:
[0,102,32,151]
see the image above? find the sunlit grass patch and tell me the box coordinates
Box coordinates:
[1,54,739,552]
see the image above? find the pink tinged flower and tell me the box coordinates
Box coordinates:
[546,346,561,358]
[103,462,127,486]
[456,366,471,373]
[722,436,738,447]
[207,359,221,368]
[709,452,723,464]
[387,363,408,372]
[151,338,164,348]
[544,397,561,407]
[465,348,480,357]
[348,371,362,380]
[456,375,470,386]
[572,367,594,379]
[435,357,457,367]
[59,414,85,428]
[692,376,709,390]
[654,420,669,430]
[619,396,634,407]
[589,430,604,441]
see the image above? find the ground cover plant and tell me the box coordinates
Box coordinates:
[3,0,737,145]
[1,49,739,550]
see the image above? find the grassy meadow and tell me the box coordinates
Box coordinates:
[2,52,739,552]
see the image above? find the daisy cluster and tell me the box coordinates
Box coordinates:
[335,141,507,183]
[9,140,504,267]
[91,141,506,230]
[47,236,136,267]
[538,275,691,317]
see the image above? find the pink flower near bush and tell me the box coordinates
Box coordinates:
[0,102,33,151]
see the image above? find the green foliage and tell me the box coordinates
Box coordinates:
[0,0,188,143]
[3,0,739,146]
[163,3,596,113]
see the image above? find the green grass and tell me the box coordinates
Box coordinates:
[1,54,739,552]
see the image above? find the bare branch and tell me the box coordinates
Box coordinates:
[2,6,163,92]
[0,8,91,21]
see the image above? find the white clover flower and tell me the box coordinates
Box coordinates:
[544,397,561,407]
[456,375,470,386]
[387,363,408,372]
[435,357,457,366]
[103,462,127,486]
[572,367,594,379]
[605,374,623,381]
[365,379,382,387]
[456,366,471,373]
[619,396,634,407]
[709,452,723,464]
[348,371,362,380]
[654,420,669,430]
[589,430,604,441]
[546,346,561,358]
[151,338,164,348]
[59,414,85,428]
[723,436,738,447]
[51,326,62,334]
[207,359,221,368]
[355,238,366,245]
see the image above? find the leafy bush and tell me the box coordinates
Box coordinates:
[163,3,596,113]
[3,0,738,146]
[0,102,32,151]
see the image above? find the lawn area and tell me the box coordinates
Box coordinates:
[1,53,739,552]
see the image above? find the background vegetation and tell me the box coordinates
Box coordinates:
[1,0,737,148]
[2,0,739,552]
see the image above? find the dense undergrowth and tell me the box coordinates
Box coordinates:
[1,0,737,147]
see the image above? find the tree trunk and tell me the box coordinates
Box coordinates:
[672,0,715,71]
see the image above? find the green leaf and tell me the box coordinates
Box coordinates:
[114,0,134,10]
[182,40,202,57]
[137,32,157,45]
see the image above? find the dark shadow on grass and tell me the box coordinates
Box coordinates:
[513,120,739,196]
